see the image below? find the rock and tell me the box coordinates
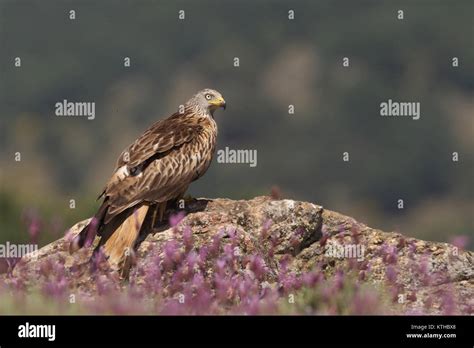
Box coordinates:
[4,196,473,314]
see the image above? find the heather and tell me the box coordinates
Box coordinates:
[1,197,471,315]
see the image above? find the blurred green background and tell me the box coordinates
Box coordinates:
[0,0,473,248]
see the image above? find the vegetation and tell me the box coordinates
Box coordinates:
[0,1,472,274]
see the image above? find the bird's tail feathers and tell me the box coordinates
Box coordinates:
[69,202,152,279]
[100,204,150,278]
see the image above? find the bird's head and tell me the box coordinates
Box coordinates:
[187,88,226,116]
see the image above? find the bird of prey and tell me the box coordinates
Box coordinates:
[70,88,226,275]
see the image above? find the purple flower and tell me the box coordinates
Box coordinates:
[215,258,227,274]
[182,226,193,251]
[351,224,360,243]
[302,271,321,287]
[441,288,456,315]
[209,231,223,256]
[333,269,345,291]
[319,225,329,247]
[352,290,378,314]
[169,211,186,227]
[337,224,345,234]
[198,246,209,267]
[385,245,398,265]
[226,227,236,240]
[261,219,273,239]
[385,265,397,284]
[23,209,41,243]
[185,250,198,270]
[248,255,267,279]
[214,275,231,302]
[223,244,234,261]
[163,240,181,270]
[91,247,108,272]
[42,278,68,298]
[84,217,98,248]
[450,235,469,251]
[237,278,252,299]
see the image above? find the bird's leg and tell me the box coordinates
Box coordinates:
[149,202,168,231]
[150,204,158,229]
[158,201,167,222]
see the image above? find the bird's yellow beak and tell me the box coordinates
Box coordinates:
[210,97,226,110]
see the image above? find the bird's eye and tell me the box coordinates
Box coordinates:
[205,94,212,100]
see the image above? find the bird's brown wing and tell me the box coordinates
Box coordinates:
[116,113,199,169]
[101,113,204,223]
